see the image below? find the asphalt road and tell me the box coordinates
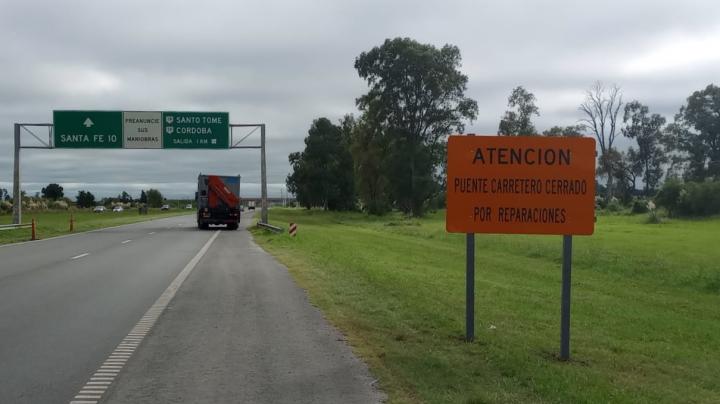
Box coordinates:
[0,214,382,404]
[102,215,382,403]
[0,215,211,403]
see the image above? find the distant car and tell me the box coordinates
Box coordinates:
[93,206,106,213]
[185,204,193,209]
[160,204,170,211]
[112,206,124,212]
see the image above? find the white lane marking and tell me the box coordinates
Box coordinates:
[68,230,221,404]
[148,232,155,235]
[71,253,89,260]
[121,239,132,244]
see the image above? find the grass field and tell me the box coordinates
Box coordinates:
[0,209,191,245]
[252,209,720,404]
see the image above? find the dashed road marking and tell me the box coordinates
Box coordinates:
[71,253,89,260]
[68,230,220,404]
[148,231,155,235]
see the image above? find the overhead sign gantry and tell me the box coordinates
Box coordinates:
[12,111,268,225]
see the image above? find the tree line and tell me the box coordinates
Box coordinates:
[498,82,719,214]
[74,188,166,208]
[287,37,718,217]
[0,185,168,211]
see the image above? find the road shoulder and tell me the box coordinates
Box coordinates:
[101,221,384,404]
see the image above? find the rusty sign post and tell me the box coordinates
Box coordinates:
[446,135,595,360]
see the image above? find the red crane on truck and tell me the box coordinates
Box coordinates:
[196,174,241,230]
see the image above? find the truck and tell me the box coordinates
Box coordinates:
[196,174,241,230]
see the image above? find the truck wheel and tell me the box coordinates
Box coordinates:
[227,223,238,230]
[198,222,209,230]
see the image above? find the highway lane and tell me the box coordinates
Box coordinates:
[102,215,383,404]
[0,214,212,404]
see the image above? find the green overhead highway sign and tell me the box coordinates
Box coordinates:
[163,111,229,149]
[53,111,123,148]
[53,110,229,149]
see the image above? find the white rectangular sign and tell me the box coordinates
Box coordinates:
[123,111,162,149]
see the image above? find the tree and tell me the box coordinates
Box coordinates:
[622,101,667,195]
[355,37,477,216]
[146,189,164,208]
[542,125,584,137]
[596,148,622,198]
[0,188,8,201]
[76,190,96,208]
[579,82,623,203]
[350,118,391,214]
[655,179,684,217]
[99,197,115,207]
[615,150,643,202]
[118,191,132,203]
[665,84,720,180]
[286,117,356,210]
[498,86,539,136]
[139,190,148,204]
[41,183,64,200]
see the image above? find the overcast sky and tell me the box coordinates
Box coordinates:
[1,0,719,199]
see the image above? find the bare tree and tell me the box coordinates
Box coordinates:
[579,82,623,202]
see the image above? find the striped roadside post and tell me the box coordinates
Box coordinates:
[289,222,297,237]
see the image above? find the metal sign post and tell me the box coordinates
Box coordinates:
[229,123,268,224]
[260,124,268,224]
[12,123,21,224]
[466,233,475,342]
[560,235,573,360]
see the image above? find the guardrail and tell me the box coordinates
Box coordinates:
[257,222,282,233]
[0,219,37,240]
[0,223,32,231]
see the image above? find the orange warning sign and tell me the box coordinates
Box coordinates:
[446,135,596,235]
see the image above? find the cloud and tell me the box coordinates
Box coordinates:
[621,27,720,75]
